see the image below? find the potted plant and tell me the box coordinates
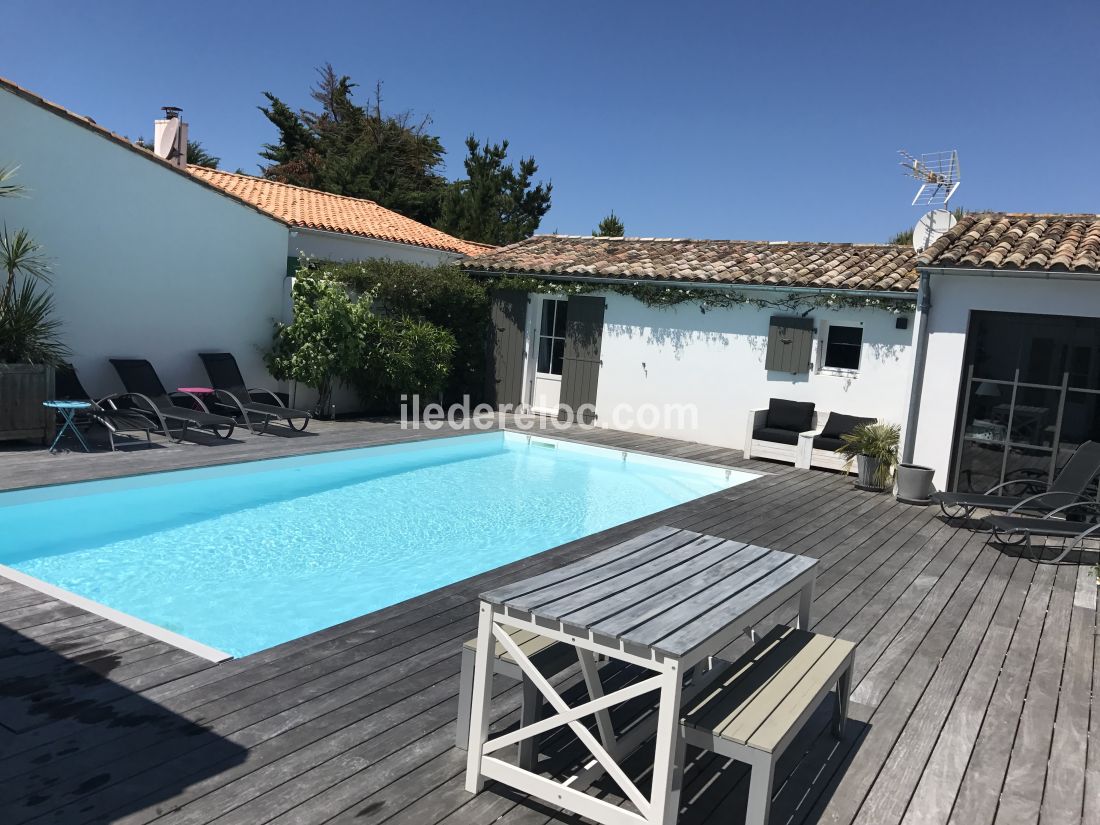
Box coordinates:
[838,422,900,492]
[0,165,66,444]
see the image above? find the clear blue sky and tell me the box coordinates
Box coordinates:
[4,1,1098,243]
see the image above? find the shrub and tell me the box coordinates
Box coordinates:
[265,278,367,413]
[302,258,489,402]
[267,275,459,414]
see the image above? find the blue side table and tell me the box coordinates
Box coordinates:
[44,400,92,453]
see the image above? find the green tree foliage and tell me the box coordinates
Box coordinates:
[259,65,447,226]
[593,211,625,237]
[135,138,220,169]
[306,258,489,403]
[436,136,552,246]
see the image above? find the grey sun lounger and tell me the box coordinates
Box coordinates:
[55,364,155,450]
[198,352,310,433]
[984,501,1100,563]
[108,358,236,441]
[931,440,1100,520]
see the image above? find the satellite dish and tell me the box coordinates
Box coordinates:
[912,209,956,252]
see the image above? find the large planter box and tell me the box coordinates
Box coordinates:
[0,364,55,444]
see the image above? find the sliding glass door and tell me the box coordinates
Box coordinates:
[952,311,1100,492]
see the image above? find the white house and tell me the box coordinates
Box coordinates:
[464,218,1100,493]
[907,213,1100,491]
[466,235,918,446]
[0,76,484,405]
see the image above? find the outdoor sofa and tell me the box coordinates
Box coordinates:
[745,399,875,471]
[744,399,818,465]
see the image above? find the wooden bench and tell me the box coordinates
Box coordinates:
[681,625,855,825]
[456,627,576,767]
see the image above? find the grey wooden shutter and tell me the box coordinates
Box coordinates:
[765,316,814,374]
[559,295,606,422]
[486,290,528,409]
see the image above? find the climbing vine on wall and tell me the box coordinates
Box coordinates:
[486,275,915,315]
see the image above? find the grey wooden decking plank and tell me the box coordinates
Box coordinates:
[806,528,996,825]
[850,550,1019,825]
[898,555,1037,825]
[996,561,1078,825]
[1084,576,1100,825]
[2,421,1092,825]
[389,489,933,825]
[932,563,1058,825]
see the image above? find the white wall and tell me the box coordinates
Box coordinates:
[0,88,289,397]
[588,292,915,450]
[290,229,463,267]
[911,272,1100,487]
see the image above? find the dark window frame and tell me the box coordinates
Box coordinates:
[822,324,863,371]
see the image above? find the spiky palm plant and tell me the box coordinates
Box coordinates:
[0,164,66,365]
[838,422,900,488]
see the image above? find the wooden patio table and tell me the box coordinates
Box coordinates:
[464,525,819,825]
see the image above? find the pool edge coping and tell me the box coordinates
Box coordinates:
[0,563,233,663]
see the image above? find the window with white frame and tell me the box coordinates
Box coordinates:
[822,324,863,370]
[536,299,568,375]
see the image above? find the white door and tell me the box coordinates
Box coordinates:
[529,297,568,415]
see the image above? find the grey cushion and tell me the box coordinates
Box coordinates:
[766,399,815,433]
[753,426,801,446]
[820,413,876,439]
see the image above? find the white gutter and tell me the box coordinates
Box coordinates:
[463,270,916,301]
[901,272,932,463]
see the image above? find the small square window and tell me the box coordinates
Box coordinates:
[823,325,863,370]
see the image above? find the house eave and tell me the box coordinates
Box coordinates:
[918,265,1100,282]
[463,269,916,300]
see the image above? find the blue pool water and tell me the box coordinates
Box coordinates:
[0,432,755,657]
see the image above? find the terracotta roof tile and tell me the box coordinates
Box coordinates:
[189,168,491,257]
[463,235,918,292]
[916,212,1100,273]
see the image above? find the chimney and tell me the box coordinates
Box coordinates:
[153,106,188,168]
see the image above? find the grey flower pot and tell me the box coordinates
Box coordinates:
[855,455,886,492]
[896,463,935,505]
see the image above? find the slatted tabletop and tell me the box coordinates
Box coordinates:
[482,525,818,659]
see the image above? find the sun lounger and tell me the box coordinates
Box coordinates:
[54,364,155,450]
[983,500,1100,563]
[931,440,1100,520]
[198,352,310,433]
[108,358,235,440]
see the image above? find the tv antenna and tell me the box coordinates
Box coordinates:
[899,149,960,207]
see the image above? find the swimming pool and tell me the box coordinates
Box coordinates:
[0,432,756,658]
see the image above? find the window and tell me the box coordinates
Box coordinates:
[823,325,863,370]
[536,299,568,375]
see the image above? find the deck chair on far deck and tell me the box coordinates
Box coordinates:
[931,440,1100,521]
[108,358,236,441]
[198,352,311,433]
[984,500,1100,563]
[54,364,155,450]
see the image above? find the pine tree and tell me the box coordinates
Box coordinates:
[436,136,552,246]
[593,211,624,237]
[259,65,447,225]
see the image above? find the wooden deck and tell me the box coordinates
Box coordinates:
[0,420,1096,825]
